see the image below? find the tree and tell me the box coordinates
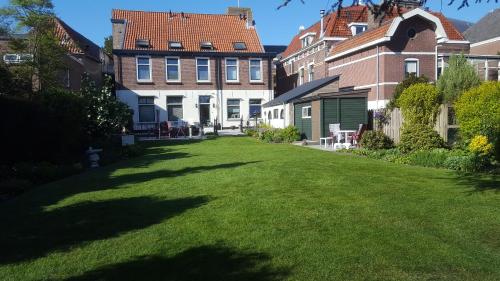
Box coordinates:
[103,35,112,56]
[80,74,133,139]
[437,54,480,103]
[387,73,429,110]
[0,0,67,98]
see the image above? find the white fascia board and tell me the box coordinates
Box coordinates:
[437,38,470,44]
[280,40,324,62]
[348,22,368,27]
[470,37,500,47]
[325,37,390,61]
[323,36,348,41]
[387,8,447,40]
[299,32,317,40]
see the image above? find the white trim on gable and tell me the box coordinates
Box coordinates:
[470,36,500,47]
[299,32,317,40]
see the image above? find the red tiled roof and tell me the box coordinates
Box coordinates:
[112,9,264,53]
[55,18,101,61]
[329,10,466,59]
[282,6,464,59]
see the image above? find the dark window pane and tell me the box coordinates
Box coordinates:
[227,99,240,106]
[168,105,183,121]
[138,97,154,104]
[167,96,183,104]
[199,96,211,104]
[139,105,155,122]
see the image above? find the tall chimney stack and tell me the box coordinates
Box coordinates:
[320,10,326,38]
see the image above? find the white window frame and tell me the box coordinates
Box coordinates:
[404,58,419,78]
[249,58,263,82]
[298,67,305,85]
[136,56,152,82]
[227,99,241,120]
[307,62,315,82]
[165,56,181,82]
[225,57,239,83]
[166,96,184,121]
[138,96,156,123]
[196,57,211,83]
[302,106,312,119]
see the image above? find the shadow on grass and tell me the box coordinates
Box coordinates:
[104,161,261,187]
[456,173,499,193]
[0,196,209,265]
[62,245,290,281]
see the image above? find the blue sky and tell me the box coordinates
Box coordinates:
[1,0,498,47]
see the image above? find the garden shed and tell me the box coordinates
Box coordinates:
[293,90,369,141]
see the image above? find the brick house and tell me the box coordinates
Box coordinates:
[111,8,274,130]
[1,18,112,92]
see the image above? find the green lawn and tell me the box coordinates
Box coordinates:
[1,137,499,281]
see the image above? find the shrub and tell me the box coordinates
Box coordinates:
[399,124,446,153]
[468,135,494,157]
[398,83,442,126]
[280,126,301,143]
[387,74,430,110]
[403,149,450,168]
[244,128,258,137]
[13,162,83,184]
[443,153,488,173]
[359,131,394,150]
[455,82,500,159]
[437,54,481,103]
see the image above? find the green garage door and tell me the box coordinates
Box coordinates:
[321,97,367,136]
[294,103,312,140]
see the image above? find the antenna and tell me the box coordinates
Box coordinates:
[238,0,240,7]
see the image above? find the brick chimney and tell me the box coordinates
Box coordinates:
[227,7,254,27]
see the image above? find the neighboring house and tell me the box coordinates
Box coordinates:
[0,18,112,91]
[111,8,274,130]
[464,8,500,55]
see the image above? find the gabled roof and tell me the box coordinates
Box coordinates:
[463,8,500,43]
[263,75,339,107]
[112,9,265,53]
[281,5,407,59]
[327,8,466,60]
[55,18,101,61]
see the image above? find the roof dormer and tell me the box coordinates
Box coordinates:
[348,22,368,36]
[300,32,316,48]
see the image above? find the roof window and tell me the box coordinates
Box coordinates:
[136,39,150,48]
[200,41,214,50]
[233,42,247,50]
[168,41,183,49]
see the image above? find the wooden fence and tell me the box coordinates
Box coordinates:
[382,105,457,143]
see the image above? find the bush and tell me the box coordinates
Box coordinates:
[443,153,488,173]
[455,82,500,159]
[387,74,430,110]
[12,162,83,185]
[359,131,394,150]
[280,126,301,143]
[399,124,446,153]
[402,149,450,168]
[469,135,494,157]
[244,128,258,137]
[398,83,442,126]
[437,54,481,103]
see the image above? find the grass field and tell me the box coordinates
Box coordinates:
[1,137,499,281]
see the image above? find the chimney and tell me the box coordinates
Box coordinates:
[299,25,305,33]
[227,7,253,27]
[320,10,325,38]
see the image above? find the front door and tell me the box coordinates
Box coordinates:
[199,96,211,126]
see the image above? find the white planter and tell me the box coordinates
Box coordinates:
[121,135,135,146]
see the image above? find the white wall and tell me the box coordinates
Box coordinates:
[262,104,292,129]
[117,89,272,128]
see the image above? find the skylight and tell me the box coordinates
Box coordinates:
[200,41,214,50]
[168,41,183,49]
[136,39,150,48]
[233,42,247,50]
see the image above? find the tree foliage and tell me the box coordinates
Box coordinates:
[437,54,480,103]
[80,74,133,139]
[454,82,500,158]
[0,0,67,98]
[387,74,429,110]
[103,35,112,56]
[398,83,442,126]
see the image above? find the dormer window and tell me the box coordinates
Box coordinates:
[348,23,368,36]
[299,32,316,48]
[233,42,247,50]
[200,41,214,50]
[136,39,150,49]
[168,41,183,49]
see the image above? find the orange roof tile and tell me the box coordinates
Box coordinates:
[112,9,264,53]
[55,18,101,61]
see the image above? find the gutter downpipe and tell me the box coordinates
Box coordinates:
[376,45,380,110]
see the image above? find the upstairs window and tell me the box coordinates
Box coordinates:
[349,23,368,36]
[136,56,152,82]
[196,58,210,82]
[249,58,262,82]
[233,42,247,50]
[166,57,181,82]
[200,41,214,50]
[404,59,419,78]
[138,97,155,123]
[299,67,305,85]
[225,58,239,82]
[136,39,150,49]
[308,64,314,82]
[300,32,316,48]
[168,41,183,49]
